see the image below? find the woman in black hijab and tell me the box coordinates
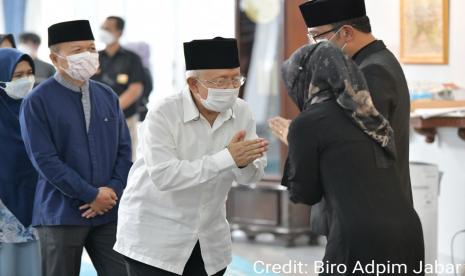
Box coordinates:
[281,42,424,275]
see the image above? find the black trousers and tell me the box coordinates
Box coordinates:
[36,223,127,276]
[124,242,227,276]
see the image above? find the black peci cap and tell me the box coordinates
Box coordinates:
[299,0,367,28]
[48,20,95,47]
[183,37,240,70]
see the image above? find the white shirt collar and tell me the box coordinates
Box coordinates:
[182,87,200,123]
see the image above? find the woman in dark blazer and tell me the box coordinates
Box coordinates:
[280,42,424,275]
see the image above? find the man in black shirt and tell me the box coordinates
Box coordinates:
[92,16,145,160]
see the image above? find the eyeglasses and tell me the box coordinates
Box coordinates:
[307,26,342,44]
[197,76,246,89]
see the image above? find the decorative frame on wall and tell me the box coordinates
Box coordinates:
[400,0,449,64]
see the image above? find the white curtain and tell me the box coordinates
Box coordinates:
[243,0,283,123]
[0,0,5,33]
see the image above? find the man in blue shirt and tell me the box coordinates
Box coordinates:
[19,20,132,276]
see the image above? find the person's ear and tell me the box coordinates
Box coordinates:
[342,26,355,42]
[49,52,59,67]
[187,77,199,93]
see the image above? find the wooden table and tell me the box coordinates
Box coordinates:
[410,116,465,143]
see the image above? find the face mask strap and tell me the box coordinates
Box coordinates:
[53,52,67,61]
[328,27,344,43]
[52,52,69,73]
[328,27,349,52]
[341,43,348,51]
[196,79,208,90]
[54,51,91,63]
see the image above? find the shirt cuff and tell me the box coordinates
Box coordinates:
[238,161,256,173]
[107,179,124,198]
[80,185,99,204]
[212,148,237,171]
[233,159,260,184]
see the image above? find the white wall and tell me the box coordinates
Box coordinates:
[366,0,465,87]
[410,129,465,263]
[23,0,235,102]
[366,0,465,263]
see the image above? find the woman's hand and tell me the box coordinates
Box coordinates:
[268,116,291,146]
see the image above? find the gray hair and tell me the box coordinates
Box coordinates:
[49,44,60,53]
[185,70,202,79]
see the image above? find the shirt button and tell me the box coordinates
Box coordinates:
[104,118,108,122]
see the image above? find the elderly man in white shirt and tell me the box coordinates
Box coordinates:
[114,37,268,276]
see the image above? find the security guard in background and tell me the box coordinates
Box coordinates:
[93,16,145,160]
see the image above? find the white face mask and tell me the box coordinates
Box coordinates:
[56,51,100,81]
[200,87,239,112]
[0,75,35,100]
[100,29,116,45]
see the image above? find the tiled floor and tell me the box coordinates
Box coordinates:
[81,232,464,275]
[230,232,465,276]
[229,232,325,276]
[80,232,325,276]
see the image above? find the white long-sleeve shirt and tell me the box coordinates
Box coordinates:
[114,88,266,275]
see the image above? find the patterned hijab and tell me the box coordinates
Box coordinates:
[282,42,396,157]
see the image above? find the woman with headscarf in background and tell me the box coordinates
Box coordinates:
[0,33,17,48]
[0,48,40,276]
[279,42,424,275]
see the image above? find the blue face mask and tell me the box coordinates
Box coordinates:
[0,75,35,100]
